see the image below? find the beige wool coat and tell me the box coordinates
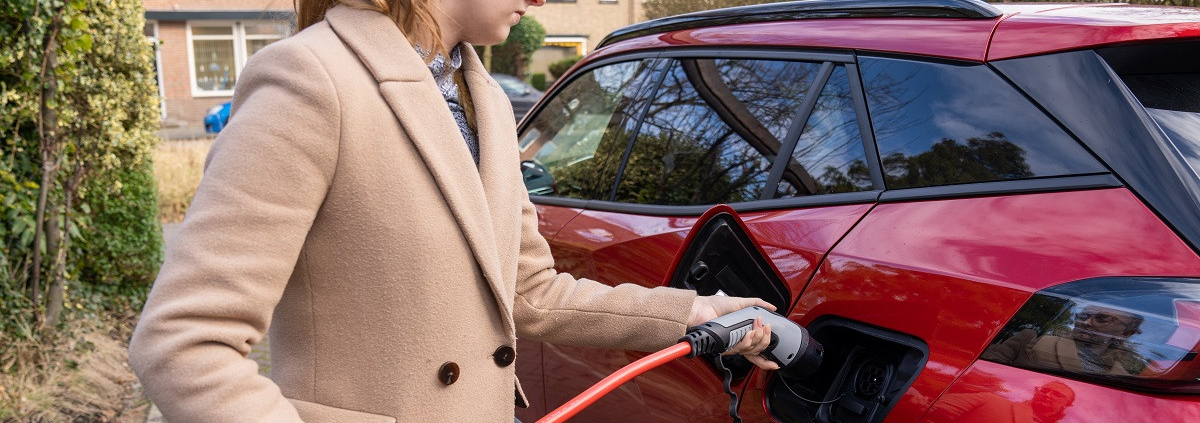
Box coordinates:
[127,3,697,422]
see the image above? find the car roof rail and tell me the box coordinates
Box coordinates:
[597,0,1004,49]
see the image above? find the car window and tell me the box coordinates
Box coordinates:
[1121,72,1200,180]
[519,59,661,199]
[860,57,1106,189]
[775,65,873,198]
[613,58,823,206]
[1149,108,1200,179]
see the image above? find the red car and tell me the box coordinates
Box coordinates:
[513,1,1200,422]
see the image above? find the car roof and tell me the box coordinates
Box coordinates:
[590,0,1200,63]
[990,3,1200,60]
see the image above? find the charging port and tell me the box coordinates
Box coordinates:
[766,318,928,423]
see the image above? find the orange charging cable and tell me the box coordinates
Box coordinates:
[535,341,693,423]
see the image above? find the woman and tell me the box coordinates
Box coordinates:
[128,0,778,422]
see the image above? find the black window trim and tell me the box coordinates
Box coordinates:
[606,48,859,205]
[654,46,855,64]
[761,61,836,200]
[878,173,1122,202]
[522,48,1125,216]
[517,50,662,153]
[846,58,886,189]
[583,190,884,217]
[516,47,856,141]
[516,52,663,203]
[609,57,673,201]
[992,49,1200,255]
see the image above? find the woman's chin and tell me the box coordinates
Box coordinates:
[466,30,510,47]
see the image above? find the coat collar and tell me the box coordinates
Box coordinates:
[324,3,519,333]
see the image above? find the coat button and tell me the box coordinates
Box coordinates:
[438,362,460,385]
[493,345,516,367]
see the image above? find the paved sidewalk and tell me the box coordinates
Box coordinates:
[147,223,272,422]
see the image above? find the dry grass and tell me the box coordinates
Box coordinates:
[154,138,212,223]
[0,330,148,423]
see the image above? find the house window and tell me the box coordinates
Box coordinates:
[145,20,166,118]
[188,21,290,97]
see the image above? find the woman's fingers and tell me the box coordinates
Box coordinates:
[719,317,779,370]
[745,353,781,371]
[753,299,777,312]
[725,318,770,354]
[723,318,756,355]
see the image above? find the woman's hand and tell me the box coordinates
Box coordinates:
[688,295,781,370]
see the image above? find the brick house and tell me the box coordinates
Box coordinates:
[144,0,645,128]
[144,0,293,128]
[524,0,645,81]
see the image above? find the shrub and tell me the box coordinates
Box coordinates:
[77,161,162,293]
[484,16,546,79]
[528,73,547,91]
[1,0,160,336]
[549,55,583,80]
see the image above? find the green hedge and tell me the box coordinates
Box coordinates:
[0,0,161,337]
[77,161,162,295]
[548,55,583,80]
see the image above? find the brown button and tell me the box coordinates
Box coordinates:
[493,345,516,367]
[438,362,460,385]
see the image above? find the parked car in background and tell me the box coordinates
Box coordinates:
[203,102,232,134]
[492,73,543,122]
[514,1,1200,423]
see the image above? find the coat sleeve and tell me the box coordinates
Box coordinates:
[128,39,340,423]
[511,194,697,352]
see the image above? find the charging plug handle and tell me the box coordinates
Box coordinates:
[680,306,823,379]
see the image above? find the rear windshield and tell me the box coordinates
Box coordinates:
[1123,72,1200,180]
[1146,107,1200,179]
[1102,41,1200,179]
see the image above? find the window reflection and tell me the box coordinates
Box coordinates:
[1146,108,1200,179]
[984,304,1147,376]
[982,278,1200,388]
[860,57,1105,189]
[615,58,821,205]
[927,381,1076,423]
[519,60,660,200]
[776,66,872,198]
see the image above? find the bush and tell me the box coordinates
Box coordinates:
[529,73,547,91]
[483,16,546,79]
[1,0,160,336]
[77,161,162,293]
[549,55,583,80]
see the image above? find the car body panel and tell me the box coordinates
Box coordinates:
[534,203,583,241]
[989,4,1200,60]
[590,18,999,63]
[516,3,1200,422]
[587,4,1200,68]
[531,203,873,422]
[515,338,546,418]
[763,188,1200,422]
[920,360,1200,423]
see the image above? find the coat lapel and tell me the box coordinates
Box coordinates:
[460,48,525,283]
[324,4,514,331]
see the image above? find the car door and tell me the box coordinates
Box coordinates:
[528,51,884,423]
[512,56,668,422]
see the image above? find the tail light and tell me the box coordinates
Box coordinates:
[981,277,1200,394]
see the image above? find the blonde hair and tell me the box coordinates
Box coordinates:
[294,0,446,60]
